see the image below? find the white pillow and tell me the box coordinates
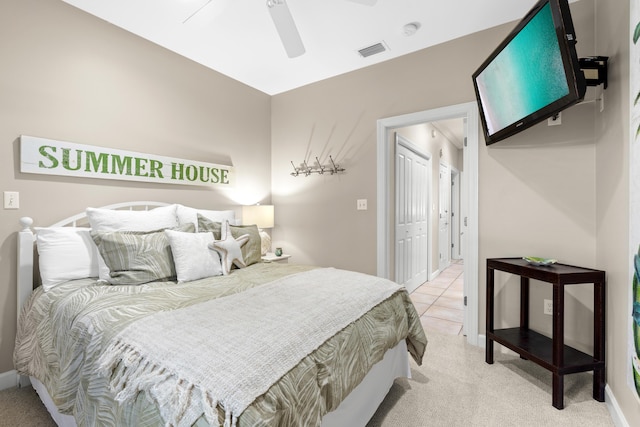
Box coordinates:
[36,227,99,291]
[86,204,178,232]
[176,205,236,231]
[165,229,223,282]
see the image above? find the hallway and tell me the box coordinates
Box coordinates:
[409,260,464,335]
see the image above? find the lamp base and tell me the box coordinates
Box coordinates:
[259,229,271,256]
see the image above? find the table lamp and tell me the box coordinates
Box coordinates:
[242,204,274,255]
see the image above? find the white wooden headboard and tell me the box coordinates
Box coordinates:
[16,201,170,322]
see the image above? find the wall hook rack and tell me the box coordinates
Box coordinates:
[290,155,345,177]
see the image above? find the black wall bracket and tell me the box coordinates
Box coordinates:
[579,56,609,89]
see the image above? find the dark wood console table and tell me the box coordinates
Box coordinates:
[485,257,605,409]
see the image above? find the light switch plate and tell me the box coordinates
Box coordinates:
[4,191,19,209]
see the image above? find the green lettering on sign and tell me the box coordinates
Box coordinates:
[85,151,109,174]
[38,145,58,169]
[21,135,233,188]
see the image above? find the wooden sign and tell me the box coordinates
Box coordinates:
[20,135,234,187]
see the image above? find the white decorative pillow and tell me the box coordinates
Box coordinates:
[35,227,99,291]
[165,230,223,282]
[86,204,179,232]
[176,205,236,231]
[210,221,250,275]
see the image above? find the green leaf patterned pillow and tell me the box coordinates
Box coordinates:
[197,214,261,267]
[91,223,194,285]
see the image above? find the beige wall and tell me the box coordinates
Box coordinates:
[0,0,271,372]
[595,0,640,424]
[270,26,503,274]
[272,0,597,344]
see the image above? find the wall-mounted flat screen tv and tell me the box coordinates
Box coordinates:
[472,0,586,145]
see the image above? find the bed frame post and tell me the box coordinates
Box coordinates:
[16,217,34,388]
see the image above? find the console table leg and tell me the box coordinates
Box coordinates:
[486,267,495,364]
[593,367,605,402]
[486,338,494,364]
[552,373,564,409]
[520,277,529,360]
[593,281,606,402]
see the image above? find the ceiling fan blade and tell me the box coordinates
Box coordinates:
[183,0,229,24]
[267,0,305,58]
[345,0,378,6]
[183,0,213,23]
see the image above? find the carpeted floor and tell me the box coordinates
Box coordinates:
[0,384,56,427]
[0,333,613,426]
[367,333,613,426]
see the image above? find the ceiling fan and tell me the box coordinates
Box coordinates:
[185,0,378,59]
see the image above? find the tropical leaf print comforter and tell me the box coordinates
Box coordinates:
[14,263,427,427]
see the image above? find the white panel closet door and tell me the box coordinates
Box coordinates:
[438,163,451,271]
[395,139,429,293]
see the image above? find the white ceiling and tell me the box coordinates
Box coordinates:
[60,0,558,95]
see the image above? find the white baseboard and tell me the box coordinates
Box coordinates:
[478,334,486,348]
[476,334,518,356]
[0,370,18,391]
[481,335,629,426]
[605,385,630,427]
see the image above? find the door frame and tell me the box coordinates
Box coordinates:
[376,102,479,346]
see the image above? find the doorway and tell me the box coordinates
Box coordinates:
[376,102,479,345]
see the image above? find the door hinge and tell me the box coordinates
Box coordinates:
[464,296,467,306]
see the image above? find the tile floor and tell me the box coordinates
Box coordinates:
[410,260,464,335]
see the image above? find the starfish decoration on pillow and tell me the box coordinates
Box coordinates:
[209,220,250,275]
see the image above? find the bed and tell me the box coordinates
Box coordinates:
[14,202,427,427]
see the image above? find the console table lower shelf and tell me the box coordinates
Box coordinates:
[488,328,604,374]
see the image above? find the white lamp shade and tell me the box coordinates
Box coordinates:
[242,205,274,255]
[242,205,274,229]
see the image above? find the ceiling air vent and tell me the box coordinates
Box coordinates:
[358,42,387,58]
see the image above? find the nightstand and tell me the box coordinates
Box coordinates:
[261,252,291,264]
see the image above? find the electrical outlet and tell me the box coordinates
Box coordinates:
[547,112,562,126]
[357,199,367,210]
[544,299,553,315]
[4,191,19,209]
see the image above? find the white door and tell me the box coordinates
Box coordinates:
[438,163,451,271]
[451,168,461,260]
[395,137,430,293]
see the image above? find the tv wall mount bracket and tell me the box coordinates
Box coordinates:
[579,56,609,89]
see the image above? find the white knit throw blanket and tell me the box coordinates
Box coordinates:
[98,268,403,427]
